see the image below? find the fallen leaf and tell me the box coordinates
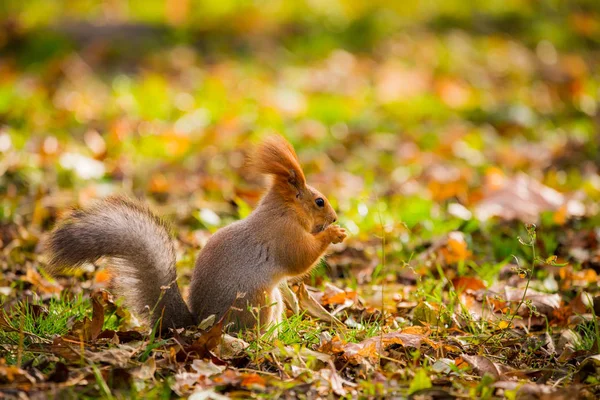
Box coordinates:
[279,282,299,314]
[0,359,36,384]
[296,283,344,326]
[24,268,62,294]
[336,331,427,365]
[317,364,349,397]
[474,173,585,223]
[458,355,503,379]
[452,276,486,292]
[179,319,224,361]
[505,286,561,316]
[240,373,266,389]
[493,381,580,398]
[214,334,249,360]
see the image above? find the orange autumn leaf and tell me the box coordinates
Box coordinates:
[559,266,598,288]
[401,326,430,335]
[322,291,352,306]
[454,357,470,370]
[452,276,486,292]
[241,373,266,389]
[440,232,471,264]
[25,268,63,294]
[553,205,568,225]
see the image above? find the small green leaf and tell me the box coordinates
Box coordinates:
[408,368,432,395]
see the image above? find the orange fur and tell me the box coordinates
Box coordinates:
[253,135,306,189]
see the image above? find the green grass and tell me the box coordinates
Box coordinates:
[0,295,89,364]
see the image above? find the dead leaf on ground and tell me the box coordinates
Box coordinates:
[316,363,352,397]
[214,334,249,360]
[24,268,63,294]
[452,276,486,292]
[0,359,36,384]
[240,372,266,390]
[47,362,69,383]
[458,355,507,379]
[505,286,562,316]
[493,380,580,399]
[279,282,299,314]
[65,290,105,342]
[474,173,585,223]
[296,283,344,326]
[323,329,428,365]
[178,319,224,361]
[51,337,84,362]
[411,231,471,267]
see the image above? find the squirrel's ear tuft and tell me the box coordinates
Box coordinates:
[253,135,306,189]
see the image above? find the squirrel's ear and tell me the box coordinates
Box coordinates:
[254,135,307,189]
[288,169,301,189]
[288,169,304,198]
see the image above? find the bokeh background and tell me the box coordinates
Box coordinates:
[1,0,600,291]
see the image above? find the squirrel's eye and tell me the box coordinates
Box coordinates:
[315,198,325,208]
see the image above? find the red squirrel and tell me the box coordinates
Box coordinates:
[46,136,347,331]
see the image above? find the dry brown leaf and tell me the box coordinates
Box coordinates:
[296,283,344,326]
[0,359,36,384]
[333,330,427,364]
[51,337,83,362]
[459,355,503,379]
[214,334,249,360]
[179,319,224,360]
[317,364,350,397]
[64,291,105,343]
[559,266,598,288]
[279,281,299,314]
[90,292,105,342]
[505,286,561,316]
[426,164,470,202]
[474,173,585,223]
[24,267,62,294]
[87,346,136,367]
[411,231,471,268]
[321,283,357,306]
[493,381,580,399]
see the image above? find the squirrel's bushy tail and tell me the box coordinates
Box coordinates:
[46,196,195,330]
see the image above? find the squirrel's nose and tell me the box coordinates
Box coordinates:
[333,218,337,223]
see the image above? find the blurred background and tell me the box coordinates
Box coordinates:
[1,0,600,277]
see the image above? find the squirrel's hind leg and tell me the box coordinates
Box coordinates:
[227,287,284,333]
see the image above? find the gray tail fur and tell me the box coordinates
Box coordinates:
[46,196,195,330]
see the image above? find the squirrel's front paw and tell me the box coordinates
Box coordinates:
[327,225,347,244]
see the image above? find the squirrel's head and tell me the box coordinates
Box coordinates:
[254,135,338,233]
[300,184,338,234]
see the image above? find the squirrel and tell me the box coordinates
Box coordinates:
[45,135,347,332]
